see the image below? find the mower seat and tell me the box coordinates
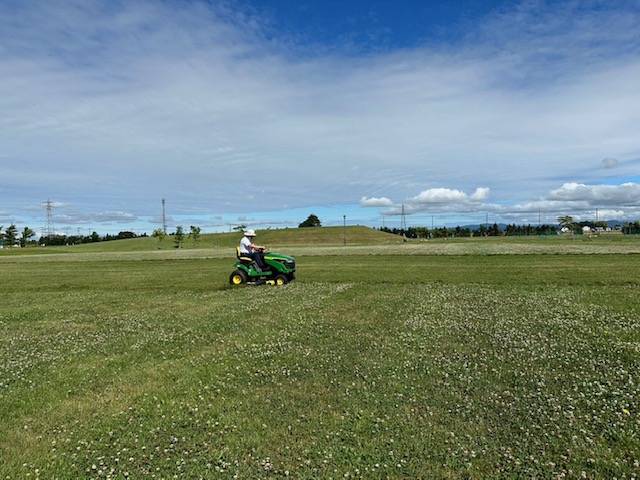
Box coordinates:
[236,247,253,264]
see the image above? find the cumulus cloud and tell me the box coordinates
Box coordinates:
[410,188,468,204]
[370,181,640,223]
[375,186,492,215]
[360,196,394,207]
[407,186,490,208]
[548,182,640,206]
[470,187,491,201]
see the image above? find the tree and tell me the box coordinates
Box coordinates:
[174,226,184,248]
[0,225,4,247]
[189,225,201,244]
[152,228,166,246]
[4,224,17,247]
[90,231,100,242]
[557,215,575,231]
[299,214,321,228]
[20,226,35,247]
[152,228,165,241]
[232,224,246,232]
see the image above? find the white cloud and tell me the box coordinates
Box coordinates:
[0,1,639,221]
[548,182,640,206]
[410,188,468,204]
[360,196,394,207]
[372,181,640,223]
[377,186,493,215]
[470,187,490,201]
[55,211,138,225]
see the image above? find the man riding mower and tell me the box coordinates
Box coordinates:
[229,229,296,286]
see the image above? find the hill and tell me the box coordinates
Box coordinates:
[52,226,403,253]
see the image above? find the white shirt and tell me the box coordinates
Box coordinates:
[239,236,253,254]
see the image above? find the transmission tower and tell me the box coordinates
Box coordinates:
[42,199,55,239]
[400,203,407,230]
[161,198,167,234]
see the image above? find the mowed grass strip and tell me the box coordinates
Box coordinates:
[1,253,639,478]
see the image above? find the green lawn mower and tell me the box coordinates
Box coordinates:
[229,247,296,286]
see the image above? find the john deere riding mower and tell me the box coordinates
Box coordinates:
[229,247,296,286]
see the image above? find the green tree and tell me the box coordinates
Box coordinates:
[90,231,100,242]
[299,214,321,228]
[0,225,4,247]
[4,224,17,247]
[174,226,184,248]
[557,215,575,231]
[189,225,201,244]
[20,226,35,247]
[232,224,247,232]
[152,228,166,244]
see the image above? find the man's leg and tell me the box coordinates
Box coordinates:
[250,252,268,271]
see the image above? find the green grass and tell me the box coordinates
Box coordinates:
[3,227,639,258]
[1,242,639,478]
[0,226,401,254]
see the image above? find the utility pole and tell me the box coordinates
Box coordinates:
[485,212,489,228]
[538,209,541,226]
[431,215,434,230]
[381,214,385,229]
[401,203,407,231]
[161,198,167,234]
[595,208,599,223]
[343,215,346,246]
[43,199,55,240]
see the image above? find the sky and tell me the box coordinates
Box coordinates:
[1,0,640,235]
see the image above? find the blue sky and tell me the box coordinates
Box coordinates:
[1,0,640,235]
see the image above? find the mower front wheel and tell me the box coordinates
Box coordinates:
[229,270,247,286]
[274,274,288,286]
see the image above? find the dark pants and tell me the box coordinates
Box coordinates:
[246,251,268,271]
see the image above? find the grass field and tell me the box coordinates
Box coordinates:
[1,230,639,478]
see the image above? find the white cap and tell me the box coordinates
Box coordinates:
[244,229,256,236]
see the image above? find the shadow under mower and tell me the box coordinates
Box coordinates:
[229,247,296,286]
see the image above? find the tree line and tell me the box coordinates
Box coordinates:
[379,218,640,239]
[379,223,559,239]
[39,230,148,246]
[622,221,640,234]
[0,224,206,248]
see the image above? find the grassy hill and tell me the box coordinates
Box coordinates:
[51,226,403,253]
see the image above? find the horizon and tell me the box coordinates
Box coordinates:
[2,0,640,235]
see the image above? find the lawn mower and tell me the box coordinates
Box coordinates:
[229,247,296,286]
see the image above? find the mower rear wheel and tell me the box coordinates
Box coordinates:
[274,274,288,286]
[229,270,247,285]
